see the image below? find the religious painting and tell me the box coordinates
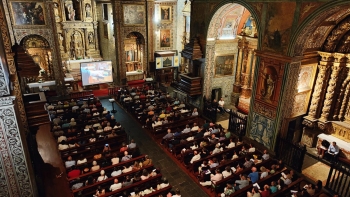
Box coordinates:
[249,112,275,149]
[214,54,234,76]
[156,57,162,69]
[160,6,171,22]
[262,2,296,54]
[255,58,285,107]
[162,56,173,68]
[103,23,108,38]
[123,4,145,26]
[10,2,46,26]
[160,29,171,48]
[125,42,136,62]
[297,64,315,92]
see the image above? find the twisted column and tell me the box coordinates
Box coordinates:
[319,53,346,122]
[305,52,333,120]
[241,49,253,98]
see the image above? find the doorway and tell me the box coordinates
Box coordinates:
[211,88,221,102]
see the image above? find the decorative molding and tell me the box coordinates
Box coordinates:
[253,99,276,120]
[0,97,34,197]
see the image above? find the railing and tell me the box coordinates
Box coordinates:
[228,110,247,137]
[275,136,306,172]
[326,158,350,196]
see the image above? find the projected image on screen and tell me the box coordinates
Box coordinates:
[80,61,113,86]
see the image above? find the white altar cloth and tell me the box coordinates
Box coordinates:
[318,133,350,152]
[27,74,75,88]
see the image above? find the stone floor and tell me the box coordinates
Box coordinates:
[101,99,209,197]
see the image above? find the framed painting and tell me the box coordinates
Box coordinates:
[103,23,108,39]
[160,6,171,22]
[123,4,145,26]
[10,1,46,26]
[214,54,234,76]
[160,29,171,48]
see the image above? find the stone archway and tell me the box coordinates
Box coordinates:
[203,2,261,114]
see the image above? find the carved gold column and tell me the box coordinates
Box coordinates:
[233,39,243,92]
[339,57,350,121]
[241,49,253,98]
[304,52,333,121]
[319,53,345,123]
[147,0,155,64]
[250,51,257,89]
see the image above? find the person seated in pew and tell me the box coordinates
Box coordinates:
[181,125,191,134]
[111,166,122,177]
[186,133,194,141]
[122,163,133,173]
[249,143,256,152]
[203,128,211,137]
[192,108,199,116]
[141,169,150,180]
[211,125,219,134]
[231,151,239,160]
[222,165,233,178]
[162,117,169,124]
[234,174,249,190]
[100,158,111,168]
[191,123,199,131]
[219,132,226,141]
[157,178,170,190]
[70,118,77,127]
[262,149,269,160]
[221,183,235,196]
[190,141,199,150]
[58,140,69,150]
[140,155,152,167]
[122,175,133,187]
[152,117,162,128]
[253,155,263,164]
[132,160,142,171]
[280,170,292,185]
[65,156,76,168]
[120,143,128,152]
[121,151,132,162]
[103,122,112,132]
[269,181,278,193]
[94,186,105,197]
[61,120,70,129]
[81,163,90,174]
[209,158,219,168]
[113,122,121,129]
[132,172,142,183]
[260,166,269,179]
[200,168,223,186]
[304,183,316,196]
[128,139,137,149]
[97,170,108,182]
[209,134,219,144]
[226,138,235,149]
[248,167,259,184]
[276,178,285,190]
[110,178,122,191]
[247,186,261,197]
[67,165,80,179]
[76,154,87,165]
[71,178,84,190]
[211,143,222,155]
[190,150,201,164]
[91,160,100,171]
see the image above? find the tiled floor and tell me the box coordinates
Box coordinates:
[100,99,209,197]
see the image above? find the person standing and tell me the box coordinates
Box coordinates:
[326,141,339,162]
[218,98,225,114]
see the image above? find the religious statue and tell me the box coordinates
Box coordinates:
[261,73,276,100]
[54,3,60,20]
[58,33,64,46]
[88,32,94,44]
[67,4,75,21]
[85,4,92,18]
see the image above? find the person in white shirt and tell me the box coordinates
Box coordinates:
[191,123,199,131]
[77,155,87,165]
[192,108,199,116]
[248,143,256,152]
[260,166,268,179]
[222,166,233,178]
[96,170,108,182]
[190,142,198,150]
[122,164,132,173]
[111,167,122,177]
[262,149,269,160]
[152,118,162,128]
[110,178,122,191]
[226,138,235,149]
[157,178,169,189]
[211,143,222,155]
[200,168,223,186]
[231,151,239,160]
[172,189,181,197]
[190,151,201,164]
[58,141,69,150]
[218,98,225,114]
[57,135,67,143]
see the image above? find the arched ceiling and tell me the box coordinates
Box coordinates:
[295,5,350,55]
[207,3,254,39]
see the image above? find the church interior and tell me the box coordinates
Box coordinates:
[1,0,350,196]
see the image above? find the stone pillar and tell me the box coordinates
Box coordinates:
[233,41,243,92]
[304,52,333,121]
[203,40,215,100]
[147,0,155,64]
[241,49,253,98]
[0,96,37,197]
[319,53,346,123]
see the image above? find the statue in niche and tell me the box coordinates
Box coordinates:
[58,33,64,46]
[70,31,83,59]
[67,4,75,21]
[88,32,94,44]
[85,4,92,18]
[54,3,60,20]
[261,73,276,101]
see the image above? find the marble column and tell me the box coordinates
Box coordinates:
[0,96,37,197]
[319,53,346,123]
[304,52,333,121]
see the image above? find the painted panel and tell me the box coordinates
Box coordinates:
[249,112,275,149]
[262,2,296,55]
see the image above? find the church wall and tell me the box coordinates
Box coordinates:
[96,3,117,82]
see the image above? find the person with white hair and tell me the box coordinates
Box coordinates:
[97,170,108,182]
